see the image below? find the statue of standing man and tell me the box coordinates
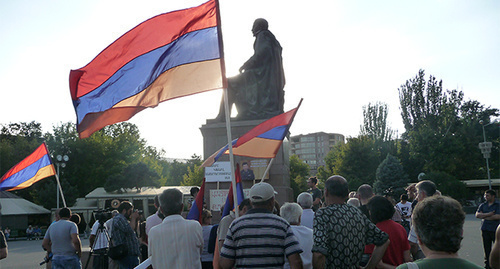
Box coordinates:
[216,18,285,121]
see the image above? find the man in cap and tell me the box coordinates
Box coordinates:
[220,182,303,269]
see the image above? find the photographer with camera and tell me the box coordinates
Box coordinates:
[110,201,140,269]
[88,209,114,269]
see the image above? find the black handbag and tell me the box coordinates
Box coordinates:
[108,220,128,260]
[108,243,127,260]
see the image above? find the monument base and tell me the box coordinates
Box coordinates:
[200,118,292,221]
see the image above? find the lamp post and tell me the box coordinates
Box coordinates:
[55,154,69,208]
[479,119,499,190]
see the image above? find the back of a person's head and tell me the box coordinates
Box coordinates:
[297,192,313,209]
[59,207,71,218]
[190,187,200,197]
[280,203,302,224]
[201,209,212,224]
[239,198,252,211]
[160,188,183,216]
[117,201,133,213]
[325,175,349,198]
[70,214,81,224]
[416,180,437,197]
[154,195,160,207]
[347,198,360,207]
[367,196,395,223]
[357,184,373,200]
[308,176,318,185]
[400,194,408,201]
[413,195,464,253]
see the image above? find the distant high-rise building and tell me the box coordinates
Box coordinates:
[290,132,345,175]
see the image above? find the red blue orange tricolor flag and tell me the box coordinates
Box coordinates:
[69,0,224,138]
[0,143,56,191]
[221,164,245,218]
[186,179,206,224]
[201,99,303,167]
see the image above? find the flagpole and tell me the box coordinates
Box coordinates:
[260,158,275,183]
[215,0,239,218]
[54,168,67,208]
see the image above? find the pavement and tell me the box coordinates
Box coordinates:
[0,214,488,269]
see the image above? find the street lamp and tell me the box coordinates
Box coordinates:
[479,119,499,190]
[55,154,69,208]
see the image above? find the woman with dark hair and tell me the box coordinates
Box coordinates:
[366,195,412,268]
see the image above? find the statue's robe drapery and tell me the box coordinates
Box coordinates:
[226,29,285,120]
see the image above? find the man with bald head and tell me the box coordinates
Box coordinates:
[312,176,389,269]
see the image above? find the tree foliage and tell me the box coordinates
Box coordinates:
[398,69,499,179]
[104,162,160,193]
[374,154,408,198]
[289,154,310,199]
[181,165,204,187]
[360,102,393,142]
[420,171,470,201]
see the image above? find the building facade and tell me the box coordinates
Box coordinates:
[290,132,345,175]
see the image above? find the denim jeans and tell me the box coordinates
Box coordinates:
[118,255,139,269]
[52,255,81,269]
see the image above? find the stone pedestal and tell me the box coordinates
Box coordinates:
[200,119,292,221]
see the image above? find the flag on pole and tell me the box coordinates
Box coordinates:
[221,164,245,218]
[201,99,303,167]
[0,143,56,191]
[186,179,206,224]
[70,0,223,138]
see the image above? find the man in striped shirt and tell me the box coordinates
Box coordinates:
[220,182,304,269]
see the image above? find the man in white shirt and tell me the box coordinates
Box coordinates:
[297,192,314,229]
[281,202,313,269]
[145,195,163,235]
[89,213,111,269]
[148,188,203,269]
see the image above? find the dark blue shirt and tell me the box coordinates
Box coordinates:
[477,201,500,232]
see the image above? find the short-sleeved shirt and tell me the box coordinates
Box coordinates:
[365,220,410,266]
[112,214,140,256]
[477,201,500,232]
[397,258,482,269]
[396,202,412,221]
[312,203,389,269]
[90,221,109,250]
[145,211,162,235]
[308,188,322,211]
[220,208,302,268]
[44,220,79,256]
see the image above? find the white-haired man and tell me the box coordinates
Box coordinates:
[281,202,313,269]
[297,192,314,229]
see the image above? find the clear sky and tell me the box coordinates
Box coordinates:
[1,0,499,159]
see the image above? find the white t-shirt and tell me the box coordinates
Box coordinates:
[90,221,109,250]
[396,201,412,221]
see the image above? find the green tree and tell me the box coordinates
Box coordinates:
[0,121,46,201]
[327,136,381,190]
[373,154,408,198]
[181,165,205,186]
[421,171,470,202]
[360,102,393,142]
[289,154,310,199]
[104,162,160,193]
[398,69,499,180]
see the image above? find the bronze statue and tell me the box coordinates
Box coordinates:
[216,18,285,121]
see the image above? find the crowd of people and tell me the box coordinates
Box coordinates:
[0,174,495,269]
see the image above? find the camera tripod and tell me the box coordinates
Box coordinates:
[84,220,110,269]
